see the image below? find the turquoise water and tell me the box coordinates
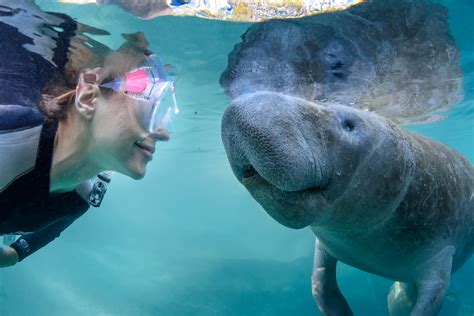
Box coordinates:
[0,1,473,315]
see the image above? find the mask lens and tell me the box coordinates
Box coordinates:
[102,54,179,135]
[149,84,178,133]
[146,55,169,80]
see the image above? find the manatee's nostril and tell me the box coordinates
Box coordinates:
[342,119,355,132]
[242,165,256,179]
[330,61,343,70]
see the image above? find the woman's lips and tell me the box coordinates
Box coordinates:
[135,141,155,160]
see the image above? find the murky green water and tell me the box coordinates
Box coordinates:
[1,1,472,315]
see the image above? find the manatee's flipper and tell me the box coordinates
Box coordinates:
[388,282,417,316]
[410,246,455,316]
[312,238,353,316]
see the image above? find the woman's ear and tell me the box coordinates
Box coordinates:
[75,69,101,120]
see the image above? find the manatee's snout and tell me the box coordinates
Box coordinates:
[222,92,322,192]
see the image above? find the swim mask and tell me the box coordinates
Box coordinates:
[100,54,179,134]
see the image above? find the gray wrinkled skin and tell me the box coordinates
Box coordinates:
[220,0,463,125]
[220,1,473,315]
[222,91,473,316]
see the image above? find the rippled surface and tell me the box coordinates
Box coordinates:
[168,0,365,22]
[58,0,365,22]
[0,1,472,315]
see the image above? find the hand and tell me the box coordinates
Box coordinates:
[0,246,19,268]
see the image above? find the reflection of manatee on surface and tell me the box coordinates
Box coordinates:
[220,0,463,125]
[220,1,473,316]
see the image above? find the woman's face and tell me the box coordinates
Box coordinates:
[91,91,169,179]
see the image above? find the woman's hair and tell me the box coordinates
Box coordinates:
[38,28,151,120]
[39,69,77,120]
[39,51,146,121]
[38,54,123,121]
[39,69,116,121]
[40,85,76,120]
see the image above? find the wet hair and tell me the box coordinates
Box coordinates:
[39,85,76,120]
[39,70,117,121]
[39,51,146,120]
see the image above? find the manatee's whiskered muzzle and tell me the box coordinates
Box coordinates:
[222,92,323,192]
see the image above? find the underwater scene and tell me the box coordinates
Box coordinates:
[0,0,473,315]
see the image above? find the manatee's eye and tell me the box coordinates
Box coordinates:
[242,165,256,178]
[342,118,355,132]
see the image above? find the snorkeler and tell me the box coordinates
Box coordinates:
[0,2,177,266]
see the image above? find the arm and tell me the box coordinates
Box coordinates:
[7,213,84,265]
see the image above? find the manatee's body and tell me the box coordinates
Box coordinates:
[220,1,472,315]
[222,91,473,315]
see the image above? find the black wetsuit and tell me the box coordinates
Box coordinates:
[0,5,94,262]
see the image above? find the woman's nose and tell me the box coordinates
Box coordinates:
[151,128,170,141]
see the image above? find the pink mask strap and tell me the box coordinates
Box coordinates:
[124,69,149,93]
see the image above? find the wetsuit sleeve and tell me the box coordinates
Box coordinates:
[9,213,83,262]
[9,190,90,262]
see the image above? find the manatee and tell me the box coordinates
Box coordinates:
[220,1,473,316]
